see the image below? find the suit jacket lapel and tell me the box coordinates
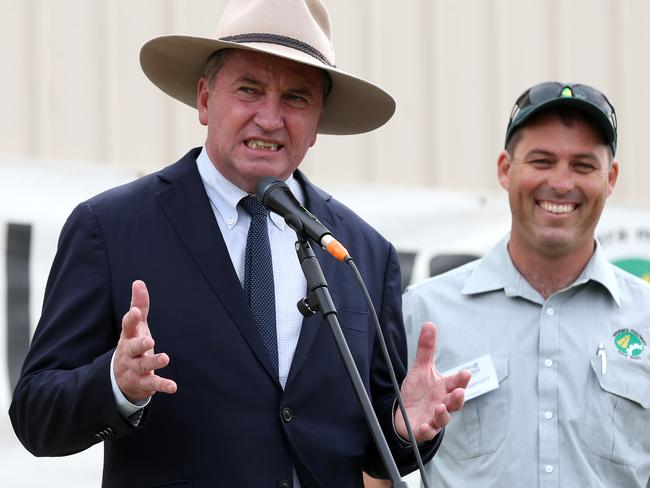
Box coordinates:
[286,171,343,386]
[154,149,281,386]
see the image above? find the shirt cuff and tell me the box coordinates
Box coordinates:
[392,398,413,446]
[110,350,150,425]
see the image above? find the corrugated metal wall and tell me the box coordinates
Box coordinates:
[2,0,649,203]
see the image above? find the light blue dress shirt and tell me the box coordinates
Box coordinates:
[403,236,650,488]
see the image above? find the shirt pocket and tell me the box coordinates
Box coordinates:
[442,355,509,460]
[583,356,650,464]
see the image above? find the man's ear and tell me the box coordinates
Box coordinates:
[607,159,619,197]
[497,150,512,191]
[197,78,210,126]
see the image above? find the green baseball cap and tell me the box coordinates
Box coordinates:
[505,82,617,155]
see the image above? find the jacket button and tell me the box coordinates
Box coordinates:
[278,481,291,488]
[281,407,293,422]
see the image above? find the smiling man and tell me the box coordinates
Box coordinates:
[9,1,470,487]
[403,82,650,487]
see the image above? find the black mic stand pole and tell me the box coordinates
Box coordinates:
[293,234,408,488]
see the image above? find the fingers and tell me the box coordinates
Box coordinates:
[127,335,155,358]
[431,404,451,430]
[122,280,152,339]
[114,346,177,401]
[123,369,177,398]
[116,280,176,402]
[132,350,168,374]
[442,369,470,413]
[130,280,150,322]
[136,374,178,396]
[445,368,472,392]
[121,305,142,339]
[120,351,168,378]
[415,404,451,441]
[444,387,467,413]
[412,322,437,369]
[400,337,471,443]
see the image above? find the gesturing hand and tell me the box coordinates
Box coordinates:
[394,322,471,442]
[114,280,177,403]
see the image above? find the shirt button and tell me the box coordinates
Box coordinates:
[544,359,553,367]
[545,464,554,473]
[546,308,555,316]
[544,411,553,420]
[281,407,293,422]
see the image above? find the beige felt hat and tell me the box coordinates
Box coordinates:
[140,0,396,135]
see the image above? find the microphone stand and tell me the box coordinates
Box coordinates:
[293,234,408,487]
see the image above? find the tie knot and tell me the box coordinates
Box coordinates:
[239,195,269,217]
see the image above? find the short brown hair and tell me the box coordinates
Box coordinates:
[202,50,230,90]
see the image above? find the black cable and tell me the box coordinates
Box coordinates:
[345,257,431,488]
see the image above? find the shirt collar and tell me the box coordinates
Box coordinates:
[196,146,304,231]
[573,240,621,306]
[461,235,533,298]
[462,235,620,306]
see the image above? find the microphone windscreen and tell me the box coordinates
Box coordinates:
[255,177,284,206]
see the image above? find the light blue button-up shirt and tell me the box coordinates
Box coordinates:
[403,236,650,488]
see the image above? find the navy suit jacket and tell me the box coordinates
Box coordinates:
[10,148,439,487]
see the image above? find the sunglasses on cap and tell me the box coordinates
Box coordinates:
[505,81,617,155]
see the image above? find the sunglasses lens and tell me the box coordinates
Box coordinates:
[573,85,615,116]
[510,82,562,123]
[526,82,563,105]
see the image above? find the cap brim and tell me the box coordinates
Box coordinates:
[140,35,396,135]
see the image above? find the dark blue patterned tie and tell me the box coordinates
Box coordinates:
[240,195,278,373]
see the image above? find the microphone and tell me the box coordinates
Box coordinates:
[255,177,350,261]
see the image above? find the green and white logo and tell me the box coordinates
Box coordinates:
[613,328,646,358]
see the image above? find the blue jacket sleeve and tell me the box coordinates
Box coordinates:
[9,203,137,456]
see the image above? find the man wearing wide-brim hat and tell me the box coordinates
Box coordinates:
[10,1,469,486]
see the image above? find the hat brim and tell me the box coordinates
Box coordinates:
[506,97,616,154]
[140,35,396,135]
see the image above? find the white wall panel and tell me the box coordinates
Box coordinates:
[304,0,375,182]
[1,0,649,203]
[618,0,650,203]
[1,2,31,156]
[429,0,499,191]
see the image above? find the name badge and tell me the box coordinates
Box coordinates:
[442,354,499,401]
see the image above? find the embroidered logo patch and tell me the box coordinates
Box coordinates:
[613,329,646,359]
